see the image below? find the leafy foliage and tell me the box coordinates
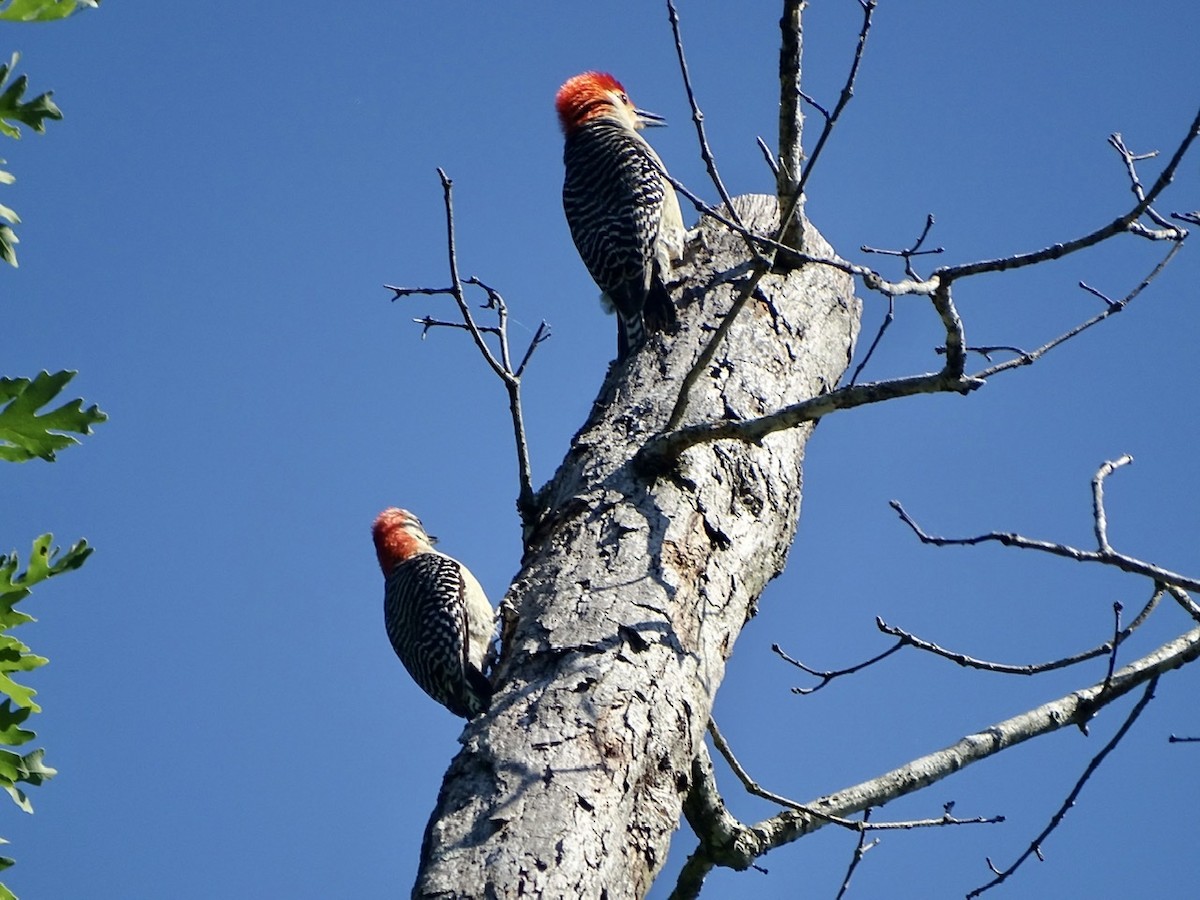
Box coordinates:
[0,0,96,23]
[0,370,107,462]
[0,532,90,877]
[0,12,100,896]
[0,535,91,888]
[0,52,64,266]
[0,54,61,138]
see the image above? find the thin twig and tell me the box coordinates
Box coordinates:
[389,170,547,531]
[876,586,1161,676]
[412,316,502,338]
[1100,602,1124,695]
[848,294,894,386]
[666,0,877,429]
[386,285,458,299]
[967,678,1159,898]
[1108,133,1177,232]
[665,0,743,233]
[747,629,1200,856]
[773,639,905,694]
[972,240,1186,380]
[436,169,506,378]
[889,498,1200,594]
[708,718,810,813]
[756,135,780,178]
[777,0,877,245]
[853,215,941,383]
[835,809,878,900]
[1163,584,1200,625]
[939,104,1200,280]
[708,719,1000,832]
[1092,454,1133,553]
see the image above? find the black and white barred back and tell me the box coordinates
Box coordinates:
[383,551,492,719]
[563,119,676,358]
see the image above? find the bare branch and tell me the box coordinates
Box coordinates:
[1108,133,1178,233]
[741,628,1200,852]
[665,0,880,429]
[755,135,780,178]
[778,0,877,247]
[1092,454,1133,553]
[708,720,1001,832]
[852,215,942,384]
[1163,584,1200,625]
[860,213,942,280]
[666,0,742,230]
[513,321,551,380]
[889,497,1200,594]
[776,0,805,246]
[971,239,1186,380]
[647,275,974,466]
[1100,601,1124,694]
[708,718,808,813]
[876,585,1162,676]
[661,107,1192,444]
[388,170,547,531]
[643,367,982,470]
[666,847,714,900]
[937,104,1200,280]
[773,638,905,694]
[386,285,458,299]
[835,809,878,900]
[966,678,1159,898]
[848,295,894,386]
[435,169,507,379]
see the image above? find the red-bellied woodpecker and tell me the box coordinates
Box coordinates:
[556,71,686,360]
[372,507,495,718]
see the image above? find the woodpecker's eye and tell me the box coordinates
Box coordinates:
[618,92,630,105]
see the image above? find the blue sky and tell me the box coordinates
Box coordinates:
[3,2,1198,897]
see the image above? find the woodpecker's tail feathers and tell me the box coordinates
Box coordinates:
[643,270,677,337]
[460,665,494,718]
[614,275,675,360]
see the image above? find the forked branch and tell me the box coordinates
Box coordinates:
[890,458,1200,595]
[385,169,550,530]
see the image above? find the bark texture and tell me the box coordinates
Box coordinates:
[414,195,860,899]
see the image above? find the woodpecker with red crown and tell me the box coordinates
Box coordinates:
[372,508,495,718]
[556,71,686,360]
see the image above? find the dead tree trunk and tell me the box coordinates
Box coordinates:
[414,195,859,898]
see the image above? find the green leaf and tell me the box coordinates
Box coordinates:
[0,0,97,22]
[0,532,93,606]
[0,371,106,462]
[0,51,68,267]
[0,701,34,747]
[0,55,61,138]
[0,533,90,715]
[0,224,16,268]
[15,748,53,787]
[0,749,23,784]
[0,747,56,814]
[0,671,39,716]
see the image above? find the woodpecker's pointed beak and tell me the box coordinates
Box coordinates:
[636,108,667,128]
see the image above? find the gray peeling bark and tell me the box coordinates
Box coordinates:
[414,195,860,898]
